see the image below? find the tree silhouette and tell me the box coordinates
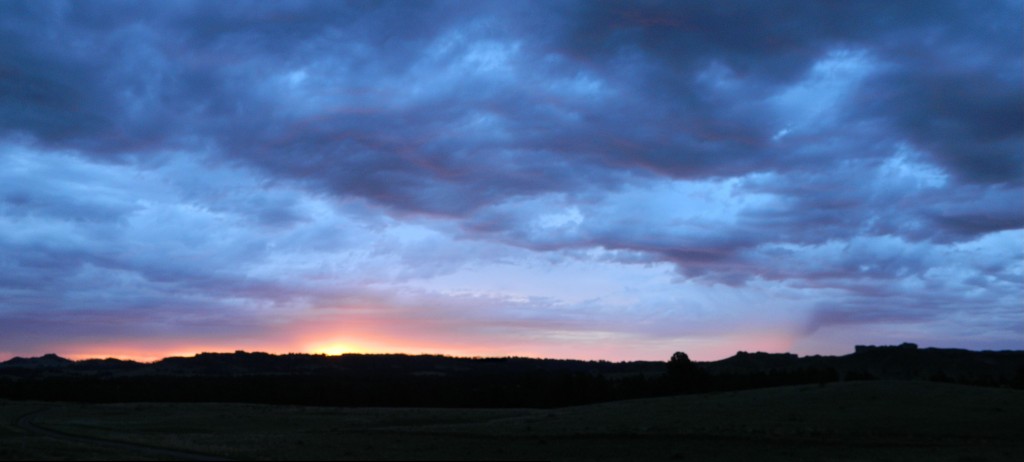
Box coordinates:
[666,352,708,393]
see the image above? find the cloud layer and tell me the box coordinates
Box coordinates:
[1,1,1021,360]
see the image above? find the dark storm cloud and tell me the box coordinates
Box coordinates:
[4,1,1019,189]
[867,1,1021,179]
[527,1,1022,181]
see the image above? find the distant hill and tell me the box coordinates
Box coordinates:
[1,353,74,369]
[1,344,1021,407]
[5,343,1018,384]
[702,343,1024,385]
[0,351,665,378]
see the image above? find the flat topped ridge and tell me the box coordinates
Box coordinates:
[733,351,798,358]
[854,343,919,353]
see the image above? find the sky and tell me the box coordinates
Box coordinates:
[1,0,1021,362]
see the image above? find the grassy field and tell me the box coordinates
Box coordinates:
[0,400,166,461]
[3,380,1023,461]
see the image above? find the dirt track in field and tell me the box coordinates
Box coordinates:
[15,408,233,461]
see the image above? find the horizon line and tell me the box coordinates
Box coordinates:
[4,342,1014,365]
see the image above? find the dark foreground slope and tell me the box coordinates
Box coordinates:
[3,380,1022,461]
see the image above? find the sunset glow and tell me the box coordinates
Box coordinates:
[309,343,361,357]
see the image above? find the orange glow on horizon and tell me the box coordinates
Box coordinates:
[17,337,304,364]
[2,316,810,363]
[307,340,385,356]
[59,346,256,363]
[6,339,801,363]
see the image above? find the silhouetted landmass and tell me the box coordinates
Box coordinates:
[704,343,1024,389]
[1,353,73,369]
[1,343,1021,407]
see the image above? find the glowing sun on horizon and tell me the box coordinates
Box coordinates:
[310,342,361,356]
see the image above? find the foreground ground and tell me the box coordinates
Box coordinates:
[2,380,1022,461]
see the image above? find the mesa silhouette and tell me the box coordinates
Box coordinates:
[2,343,1021,408]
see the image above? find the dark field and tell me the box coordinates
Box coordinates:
[3,381,1022,461]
